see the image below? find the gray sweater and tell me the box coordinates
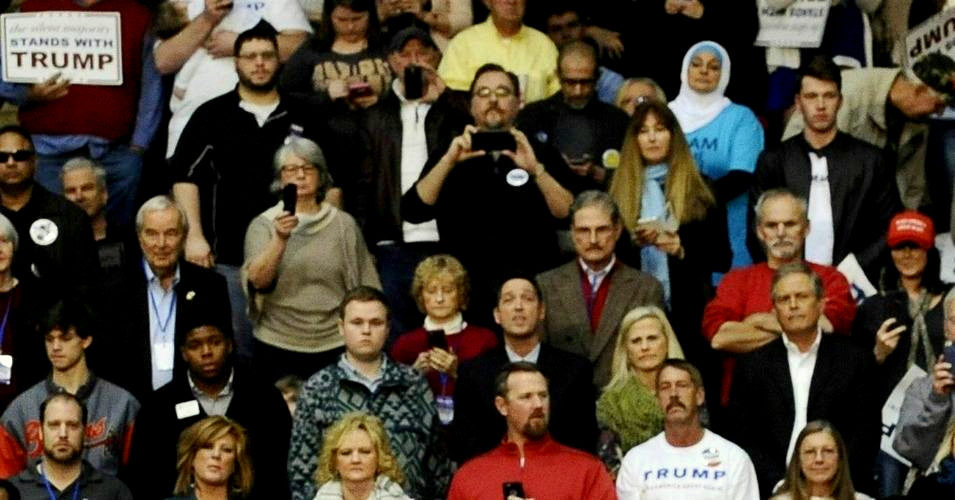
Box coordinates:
[244,202,380,353]
[893,375,953,469]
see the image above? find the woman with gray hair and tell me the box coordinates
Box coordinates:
[244,137,380,382]
[0,212,44,411]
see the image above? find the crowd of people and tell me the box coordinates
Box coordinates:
[1,0,955,499]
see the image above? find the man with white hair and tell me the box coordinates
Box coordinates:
[105,196,231,399]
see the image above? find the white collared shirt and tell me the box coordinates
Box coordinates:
[805,152,834,265]
[505,342,541,363]
[579,255,616,292]
[395,78,439,243]
[187,368,235,416]
[144,259,180,390]
[782,328,823,462]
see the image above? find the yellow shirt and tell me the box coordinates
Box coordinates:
[437,18,560,103]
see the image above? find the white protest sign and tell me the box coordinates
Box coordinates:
[755,0,830,49]
[1,11,122,85]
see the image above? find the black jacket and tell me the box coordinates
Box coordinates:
[355,88,470,244]
[729,334,880,498]
[102,259,231,399]
[126,363,291,500]
[170,89,352,266]
[750,132,901,279]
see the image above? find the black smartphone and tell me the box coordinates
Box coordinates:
[502,482,525,499]
[282,184,297,214]
[426,329,448,350]
[471,131,516,152]
[944,344,955,376]
[403,65,423,100]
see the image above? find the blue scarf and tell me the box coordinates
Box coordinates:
[640,164,671,306]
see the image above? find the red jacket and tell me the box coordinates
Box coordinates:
[702,261,857,405]
[448,435,617,500]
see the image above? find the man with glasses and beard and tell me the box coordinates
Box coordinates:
[617,359,759,498]
[10,393,133,499]
[448,362,615,499]
[170,22,345,360]
[402,64,581,320]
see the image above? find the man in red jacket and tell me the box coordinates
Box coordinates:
[447,362,615,500]
[702,188,856,409]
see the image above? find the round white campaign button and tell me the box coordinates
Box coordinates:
[29,218,58,246]
[506,168,530,186]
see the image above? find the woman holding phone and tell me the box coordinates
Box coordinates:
[390,255,497,423]
[244,137,380,383]
[851,210,949,496]
[608,99,729,373]
[279,0,391,110]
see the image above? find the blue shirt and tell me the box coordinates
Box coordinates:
[686,103,764,269]
[144,259,180,390]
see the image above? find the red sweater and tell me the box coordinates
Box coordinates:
[447,436,616,500]
[18,0,150,140]
[702,261,857,405]
[390,324,498,396]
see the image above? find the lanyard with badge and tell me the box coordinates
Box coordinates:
[149,285,177,371]
[0,297,14,385]
[42,468,80,500]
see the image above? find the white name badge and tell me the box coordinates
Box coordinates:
[155,341,175,371]
[175,400,201,420]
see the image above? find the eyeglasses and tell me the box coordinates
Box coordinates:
[281,164,318,175]
[474,86,515,99]
[237,51,278,61]
[0,150,34,163]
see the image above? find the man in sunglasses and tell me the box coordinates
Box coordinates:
[516,40,628,189]
[0,125,99,308]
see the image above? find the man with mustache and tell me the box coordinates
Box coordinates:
[537,190,663,388]
[450,275,597,463]
[728,263,879,497]
[9,393,133,499]
[448,362,615,499]
[702,188,856,409]
[617,359,759,499]
[402,64,582,323]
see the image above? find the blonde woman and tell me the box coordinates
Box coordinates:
[313,412,411,500]
[168,416,254,500]
[608,98,728,374]
[595,306,683,475]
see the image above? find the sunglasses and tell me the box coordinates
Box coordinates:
[0,150,35,163]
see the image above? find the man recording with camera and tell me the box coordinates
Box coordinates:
[401,63,581,323]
